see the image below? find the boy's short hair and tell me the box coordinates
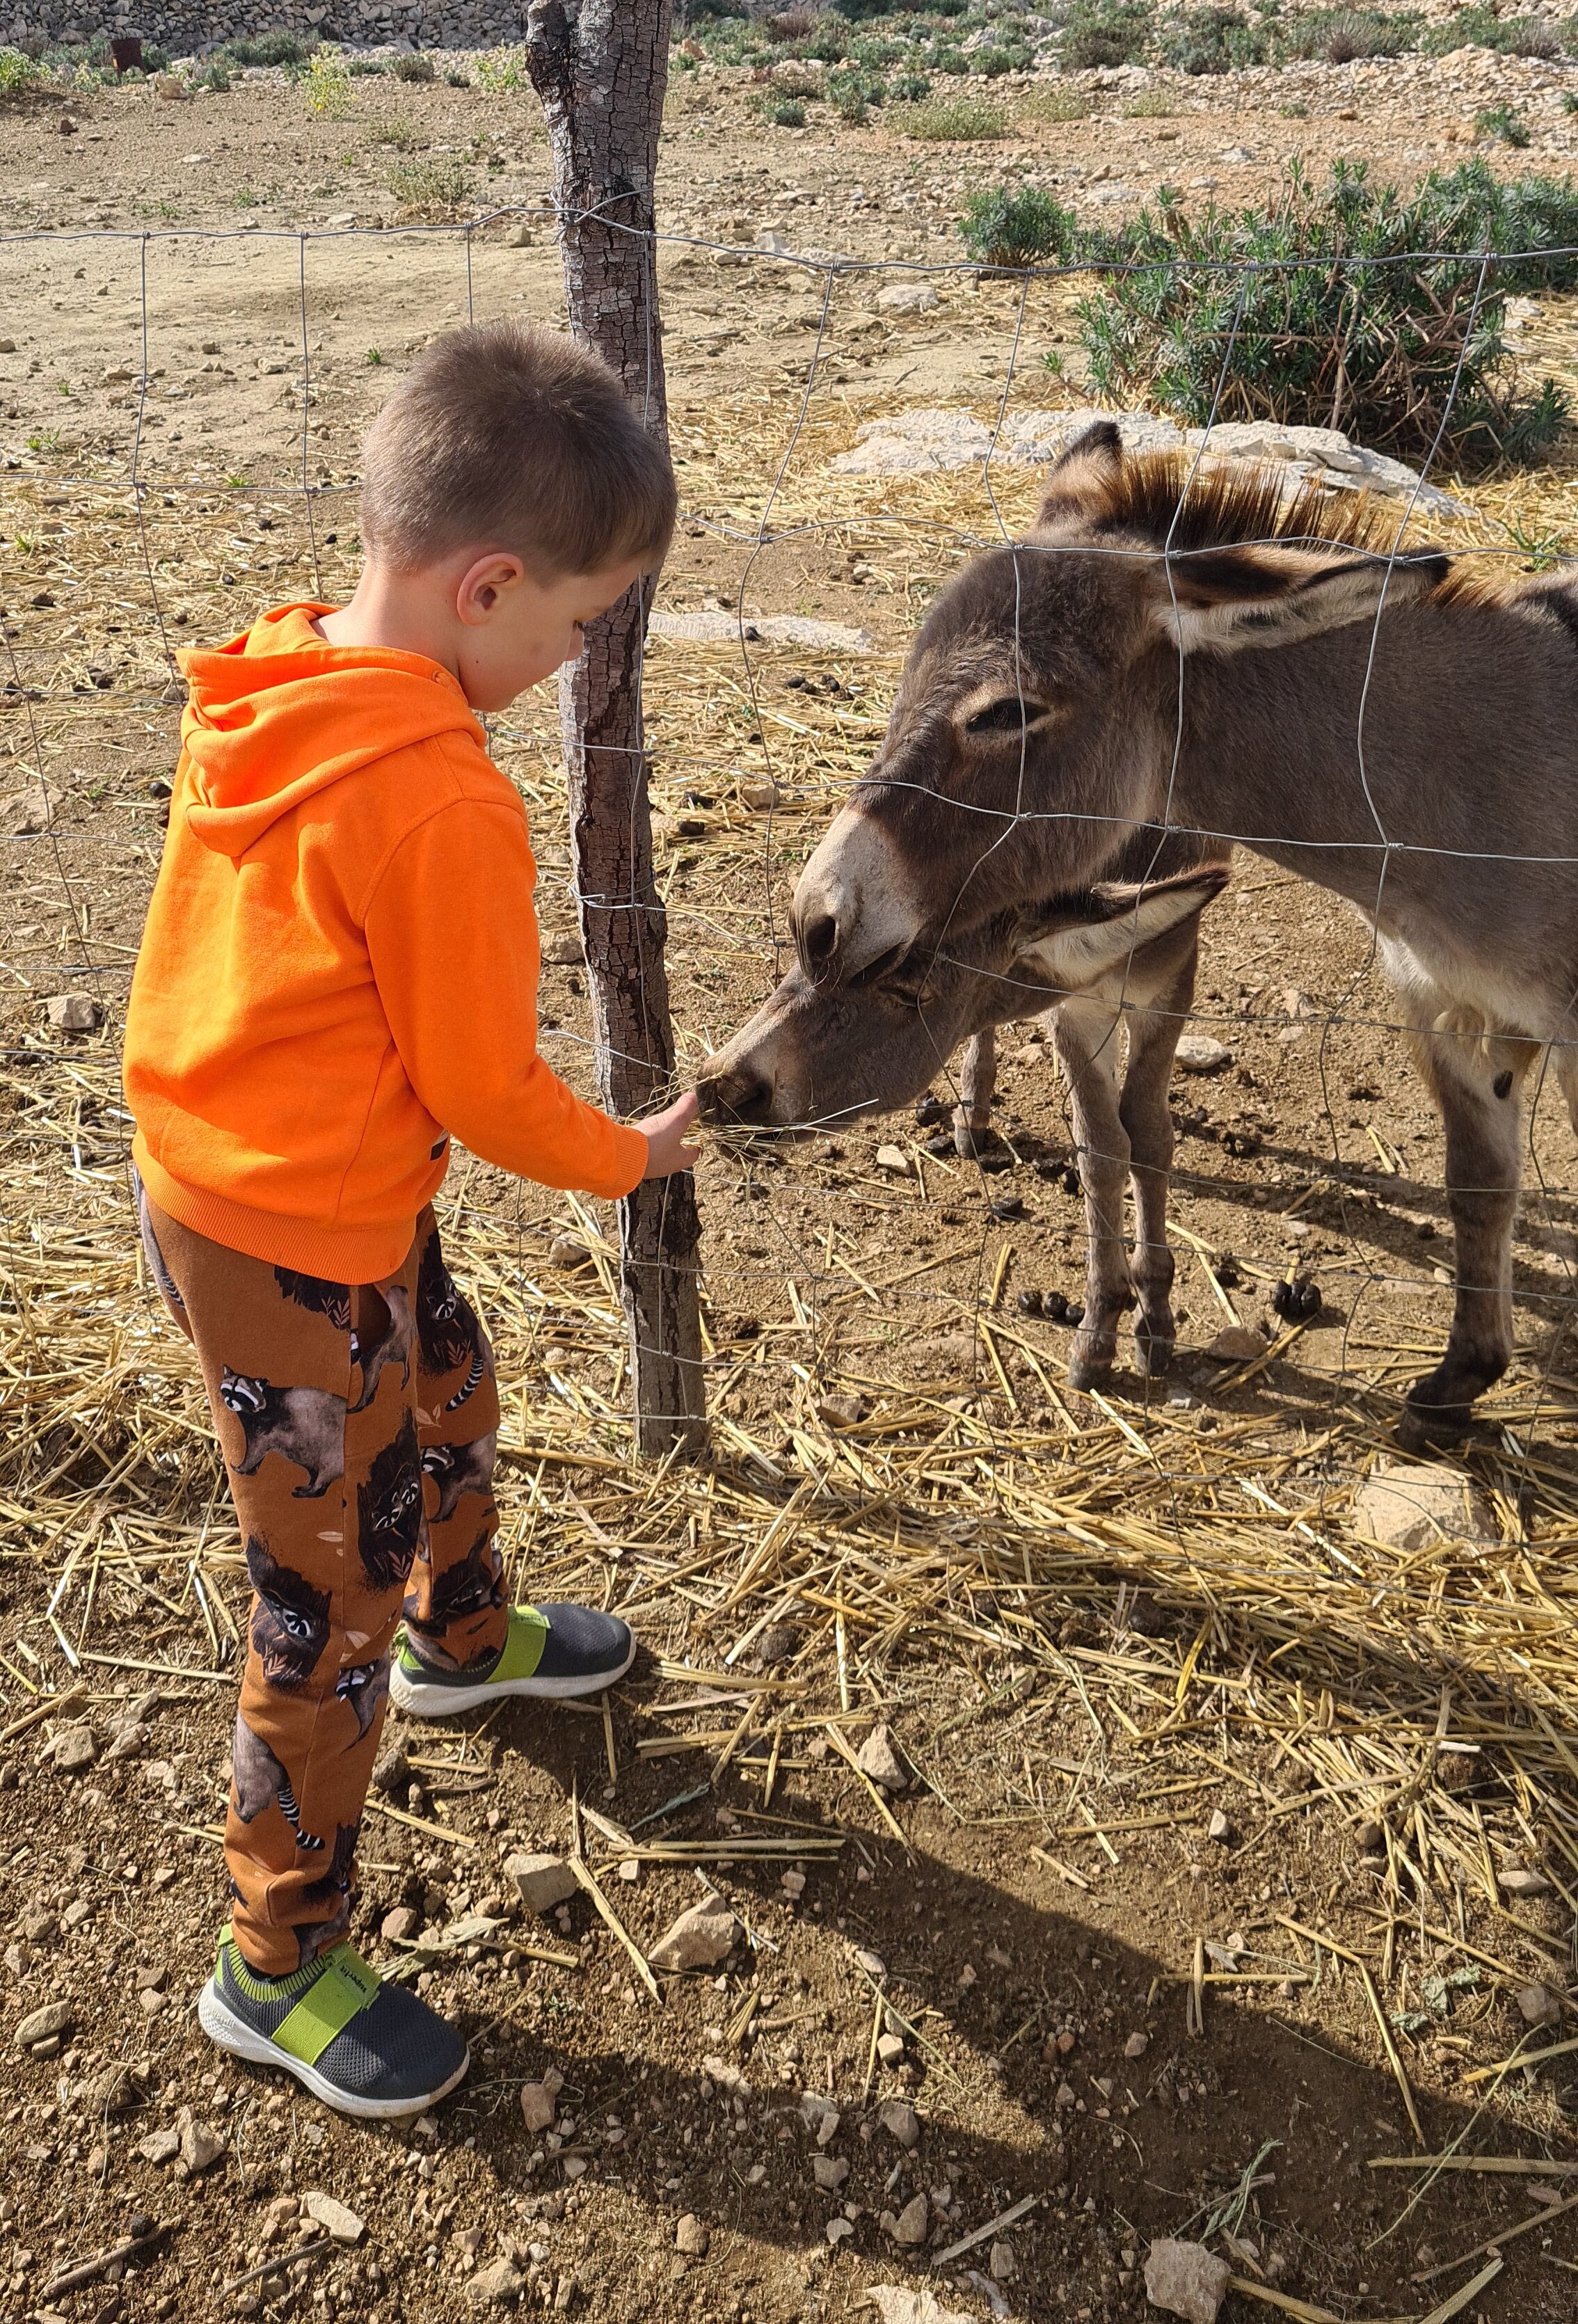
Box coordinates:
[360,320,676,579]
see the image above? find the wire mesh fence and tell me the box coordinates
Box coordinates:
[5,201,1578,1910]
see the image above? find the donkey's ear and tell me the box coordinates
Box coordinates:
[1149,541,1451,655]
[1037,420,1124,527]
[1016,863,1230,988]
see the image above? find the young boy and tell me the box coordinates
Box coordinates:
[124,320,697,2121]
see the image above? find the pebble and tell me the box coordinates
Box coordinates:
[877,2032,906,2067]
[303,2190,365,2245]
[14,2001,74,2048]
[1124,2031,1149,2059]
[1518,1982,1562,2026]
[381,1905,420,1943]
[781,1870,806,1900]
[372,1745,411,1797]
[46,994,98,1033]
[1174,1033,1232,1073]
[674,2214,710,2257]
[547,1233,594,1273]
[1203,1325,1266,1363]
[886,2192,929,2247]
[1145,2238,1232,2323]
[21,1907,58,1944]
[825,2217,854,2245]
[504,1852,577,1916]
[1353,1462,1496,1551]
[648,1897,737,1972]
[520,2071,563,2134]
[813,2154,850,2190]
[104,1721,150,1764]
[177,2108,225,2173]
[739,778,780,812]
[854,1948,886,1978]
[877,2099,921,2149]
[138,2126,181,2165]
[1499,1867,1552,1900]
[989,2238,1016,2282]
[799,2092,840,2147]
[47,1724,97,1773]
[1207,1808,1233,1845]
[855,1724,907,1793]
[875,1145,911,1176]
[875,281,939,315]
[469,2258,525,2304]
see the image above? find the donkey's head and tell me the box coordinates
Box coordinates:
[791,421,1450,988]
[697,862,1227,1133]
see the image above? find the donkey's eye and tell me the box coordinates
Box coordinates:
[964,694,1049,735]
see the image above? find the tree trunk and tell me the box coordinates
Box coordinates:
[525,0,706,1459]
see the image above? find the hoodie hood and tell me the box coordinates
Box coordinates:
[180,604,484,857]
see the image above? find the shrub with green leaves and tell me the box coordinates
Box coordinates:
[219,31,312,66]
[1058,0,1155,67]
[1477,102,1531,145]
[0,42,42,93]
[1424,6,1558,51]
[392,52,436,81]
[303,45,352,116]
[1156,3,1267,70]
[1277,8,1420,62]
[1077,159,1578,465]
[772,96,808,123]
[895,96,1008,138]
[961,183,1078,267]
[385,154,470,212]
[475,46,530,91]
[1022,85,1091,122]
[891,70,931,97]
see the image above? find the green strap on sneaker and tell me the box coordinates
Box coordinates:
[271,1946,382,2067]
[396,1604,548,1688]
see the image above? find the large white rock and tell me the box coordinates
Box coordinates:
[1174,1033,1232,1074]
[1352,1463,1497,1551]
[648,1896,738,1972]
[1144,2238,1232,2323]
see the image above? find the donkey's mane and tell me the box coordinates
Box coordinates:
[1090,449,1397,561]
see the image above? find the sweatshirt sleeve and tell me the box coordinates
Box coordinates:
[363,797,648,1202]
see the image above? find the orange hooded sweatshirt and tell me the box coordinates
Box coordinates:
[125,605,647,1283]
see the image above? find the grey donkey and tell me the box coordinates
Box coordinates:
[699,841,1229,1387]
[722,420,1578,1449]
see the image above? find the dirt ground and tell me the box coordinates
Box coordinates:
[5,42,1578,2324]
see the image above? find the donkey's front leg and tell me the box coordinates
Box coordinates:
[1055,997,1131,1389]
[1398,1018,1533,1451]
[953,1027,996,1158]
[1119,946,1195,1376]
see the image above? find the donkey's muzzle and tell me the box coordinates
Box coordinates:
[695,1058,775,1128]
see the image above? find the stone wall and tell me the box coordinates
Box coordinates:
[6,1,532,58]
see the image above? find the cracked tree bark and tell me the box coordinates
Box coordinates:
[525,0,706,1458]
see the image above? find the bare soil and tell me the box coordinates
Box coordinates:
[3,51,1578,2324]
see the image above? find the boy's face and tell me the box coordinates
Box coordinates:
[454,554,648,713]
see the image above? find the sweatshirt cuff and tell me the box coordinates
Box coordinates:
[596,1122,649,1200]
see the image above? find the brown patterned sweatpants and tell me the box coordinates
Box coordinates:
[138,1187,510,1975]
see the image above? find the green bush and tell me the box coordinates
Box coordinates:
[801,24,849,61]
[1424,6,1559,51]
[961,183,1078,266]
[385,154,470,212]
[219,31,312,66]
[891,70,932,97]
[932,44,971,70]
[0,43,42,93]
[1277,8,1420,61]
[1077,159,1578,466]
[1058,0,1154,67]
[829,64,877,116]
[895,95,1008,136]
[1477,102,1531,145]
[1156,3,1268,69]
[392,52,436,81]
[475,45,530,90]
[1021,84,1090,121]
[772,95,807,122]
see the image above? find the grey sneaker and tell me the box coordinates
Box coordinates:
[198,1937,468,2120]
[389,1601,635,1718]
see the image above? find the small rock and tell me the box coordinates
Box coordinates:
[740,777,780,811]
[47,1721,97,1771]
[1500,1867,1552,1900]
[21,1907,58,1944]
[756,1622,800,1664]
[818,1393,868,1431]
[1124,2031,1149,2059]
[1353,1462,1496,1552]
[989,2239,1016,2282]
[877,2031,905,2067]
[854,1948,887,1977]
[520,2071,562,2133]
[826,2216,854,2245]
[648,1897,737,1973]
[1355,1818,1387,1855]
[104,1721,150,1763]
[547,1233,594,1273]
[813,2154,850,2190]
[541,933,583,966]
[856,1724,907,1793]
[177,2106,225,2173]
[303,2190,365,2245]
[876,2099,921,2150]
[1144,2237,1232,2324]
[1207,1808,1233,1845]
[1518,1982,1561,2027]
[154,71,189,97]
[47,994,98,1034]
[1203,1325,1266,1363]
[0,781,56,837]
[781,1869,807,1900]
[874,1144,911,1177]
[372,1744,411,1797]
[470,2257,525,2303]
[381,1905,420,1944]
[505,223,534,248]
[675,2214,710,2257]
[865,2300,974,2324]
[15,2000,74,2047]
[504,1852,577,1916]
[876,281,939,315]
[799,2092,840,2147]
[138,2126,181,2165]
[1174,1033,1232,1073]
[888,2193,929,2247]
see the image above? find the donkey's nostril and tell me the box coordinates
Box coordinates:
[697,1065,773,1127]
[802,911,838,968]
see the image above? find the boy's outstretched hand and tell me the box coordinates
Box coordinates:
[639,1090,701,1180]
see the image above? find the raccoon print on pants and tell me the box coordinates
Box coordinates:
[138,1189,509,1976]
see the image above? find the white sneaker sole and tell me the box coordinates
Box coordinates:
[388,1632,636,1719]
[197,1980,469,2122]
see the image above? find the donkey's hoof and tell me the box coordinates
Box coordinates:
[1398,1383,1474,1454]
[1067,1339,1115,1392]
[1134,1330,1174,1379]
